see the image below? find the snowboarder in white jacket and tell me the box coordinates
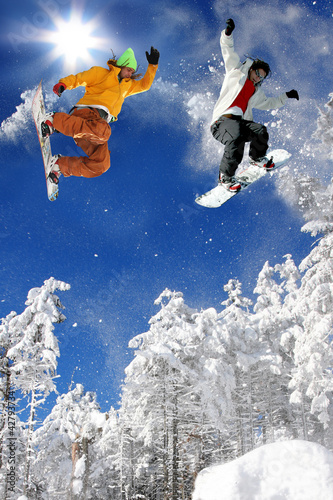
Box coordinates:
[211,19,299,191]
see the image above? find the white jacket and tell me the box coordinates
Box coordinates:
[211,29,288,125]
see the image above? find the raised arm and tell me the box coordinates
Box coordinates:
[220,19,241,72]
[126,47,160,96]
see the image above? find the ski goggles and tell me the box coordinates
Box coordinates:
[255,69,266,81]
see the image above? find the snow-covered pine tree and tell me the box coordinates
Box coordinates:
[275,254,301,315]
[188,304,235,469]
[271,93,333,446]
[120,290,197,499]
[32,383,106,499]
[0,311,26,500]
[218,278,276,456]
[88,407,121,499]
[6,277,70,496]
[120,289,234,499]
[273,254,303,439]
[289,232,333,442]
[0,312,18,489]
[253,258,300,442]
[283,93,333,445]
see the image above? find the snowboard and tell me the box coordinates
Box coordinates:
[32,81,58,201]
[195,149,291,208]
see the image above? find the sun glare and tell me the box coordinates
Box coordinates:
[46,13,107,71]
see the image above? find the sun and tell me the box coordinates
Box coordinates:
[46,12,107,71]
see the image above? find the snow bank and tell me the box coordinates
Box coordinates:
[192,440,333,500]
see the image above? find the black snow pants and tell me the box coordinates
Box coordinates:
[211,116,269,178]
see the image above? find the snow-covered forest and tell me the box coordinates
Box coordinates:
[1,95,333,499]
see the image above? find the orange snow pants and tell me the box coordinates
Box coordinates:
[53,108,111,178]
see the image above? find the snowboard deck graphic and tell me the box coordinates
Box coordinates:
[32,81,58,201]
[195,149,291,208]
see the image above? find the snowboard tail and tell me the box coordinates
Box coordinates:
[32,81,58,201]
[195,149,291,208]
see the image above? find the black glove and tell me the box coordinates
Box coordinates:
[146,46,160,65]
[53,83,66,97]
[225,18,235,36]
[286,89,299,100]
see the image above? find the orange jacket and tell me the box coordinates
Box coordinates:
[59,63,158,120]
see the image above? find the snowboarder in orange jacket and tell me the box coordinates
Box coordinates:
[41,47,159,184]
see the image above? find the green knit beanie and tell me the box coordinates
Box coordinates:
[117,48,137,70]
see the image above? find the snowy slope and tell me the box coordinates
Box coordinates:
[192,440,333,500]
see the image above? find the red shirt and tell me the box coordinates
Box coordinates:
[230,79,255,114]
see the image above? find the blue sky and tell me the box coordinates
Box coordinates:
[0,0,332,412]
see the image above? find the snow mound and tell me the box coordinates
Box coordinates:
[192,440,333,500]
